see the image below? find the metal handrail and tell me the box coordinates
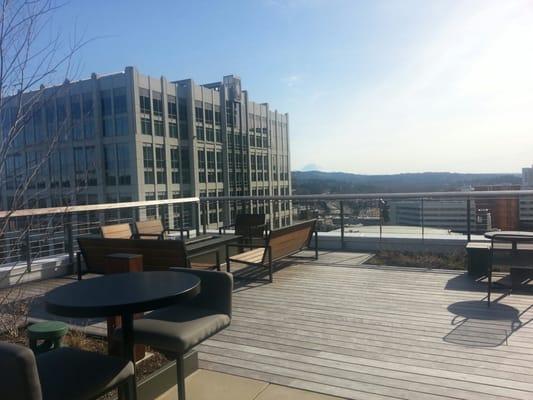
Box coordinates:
[2,190,532,219]
[199,189,533,202]
[0,197,200,218]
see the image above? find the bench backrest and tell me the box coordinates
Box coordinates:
[135,219,164,238]
[264,219,316,263]
[78,237,188,273]
[234,214,266,238]
[100,223,133,239]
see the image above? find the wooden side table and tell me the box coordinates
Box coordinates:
[104,253,145,361]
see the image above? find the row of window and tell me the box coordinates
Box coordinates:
[143,144,191,185]
[139,90,187,122]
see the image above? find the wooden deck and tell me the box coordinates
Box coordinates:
[3,250,533,399]
[199,251,533,400]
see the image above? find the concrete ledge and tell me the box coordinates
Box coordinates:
[0,255,71,288]
[318,234,470,254]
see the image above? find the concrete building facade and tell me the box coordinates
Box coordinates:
[520,165,533,229]
[389,199,489,233]
[1,67,292,229]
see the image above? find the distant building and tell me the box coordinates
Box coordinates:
[389,200,488,233]
[520,166,533,229]
[1,67,292,229]
[473,185,520,231]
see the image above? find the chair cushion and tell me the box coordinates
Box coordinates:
[133,305,231,354]
[36,347,134,400]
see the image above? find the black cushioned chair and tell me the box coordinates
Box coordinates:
[131,268,232,400]
[0,341,135,400]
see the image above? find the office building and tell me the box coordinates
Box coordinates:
[1,67,292,229]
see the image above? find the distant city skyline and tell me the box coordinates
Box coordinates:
[52,0,533,174]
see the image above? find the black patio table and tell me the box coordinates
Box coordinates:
[483,231,533,305]
[45,271,201,398]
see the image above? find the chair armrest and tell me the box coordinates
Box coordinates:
[169,267,233,316]
[219,224,235,234]
[165,228,190,233]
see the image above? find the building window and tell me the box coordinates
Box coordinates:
[71,95,81,120]
[170,148,180,184]
[179,122,188,140]
[169,122,178,138]
[143,145,154,184]
[113,87,127,114]
[115,115,128,136]
[215,129,222,143]
[141,117,152,135]
[205,103,213,124]
[198,150,206,169]
[181,148,190,184]
[195,100,203,123]
[100,90,112,117]
[214,105,221,125]
[139,89,151,114]
[178,98,188,122]
[154,119,164,136]
[206,127,214,142]
[145,192,156,218]
[84,118,95,139]
[103,117,114,137]
[104,144,117,185]
[82,93,94,117]
[196,126,204,141]
[168,95,177,119]
[155,146,166,184]
[152,92,162,116]
[117,143,131,185]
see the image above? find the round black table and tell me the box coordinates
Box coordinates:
[45,271,201,363]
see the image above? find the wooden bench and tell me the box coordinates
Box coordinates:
[225,219,318,282]
[100,223,134,239]
[135,219,190,240]
[76,237,220,279]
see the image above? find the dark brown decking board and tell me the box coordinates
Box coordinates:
[198,258,533,400]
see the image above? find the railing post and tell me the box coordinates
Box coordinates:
[379,200,383,242]
[179,203,185,240]
[466,198,471,242]
[202,201,208,234]
[340,201,345,250]
[195,202,201,237]
[24,219,31,272]
[421,198,425,242]
[65,214,74,267]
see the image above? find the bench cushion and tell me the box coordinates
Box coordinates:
[229,248,266,264]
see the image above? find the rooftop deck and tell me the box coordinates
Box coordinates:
[204,251,533,400]
[3,251,533,399]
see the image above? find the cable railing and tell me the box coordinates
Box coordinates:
[1,190,532,270]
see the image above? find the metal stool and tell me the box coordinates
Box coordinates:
[28,321,68,354]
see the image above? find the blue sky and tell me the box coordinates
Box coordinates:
[53,0,533,174]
